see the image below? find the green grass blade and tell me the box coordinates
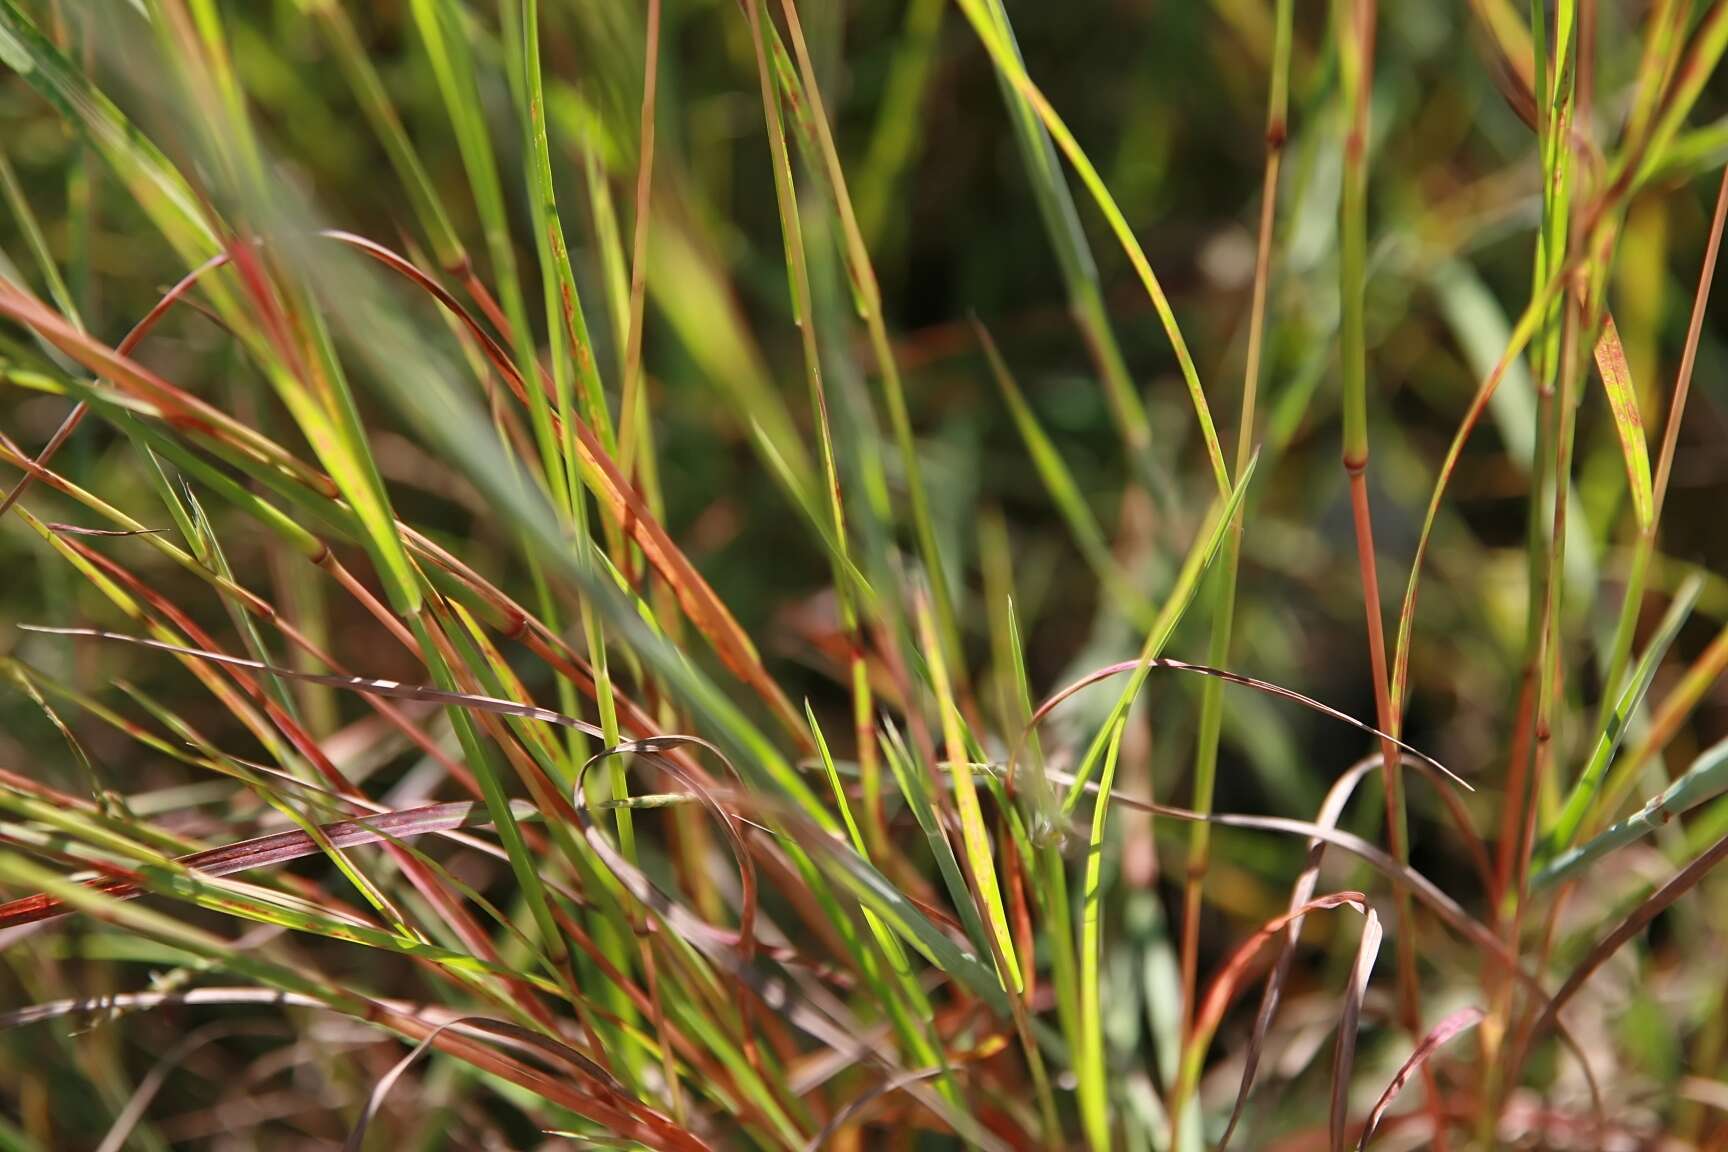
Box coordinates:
[976,320,1152,624]
[917,592,1022,994]
[950,0,1230,495]
[1546,574,1702,856]
[1076,716,1126,1152]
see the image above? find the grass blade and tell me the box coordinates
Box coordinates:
[1357,1008,1486,1150]
[1546,573,1702,857]
[1590,314,1654,529]
[916,592,1022,993]
[1330,908,1382,1152]
[1076,717,1127,1152]
[1535,732,1728,890]
[949,0,1230,494]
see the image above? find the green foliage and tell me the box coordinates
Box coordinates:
[1,1,1727,1149]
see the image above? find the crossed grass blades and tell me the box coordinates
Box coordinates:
[2,0,1728,1148]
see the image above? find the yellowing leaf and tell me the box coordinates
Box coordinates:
[1594,314,1655,529]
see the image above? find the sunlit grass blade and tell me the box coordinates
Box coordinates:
[876,719,995,972]
[508,0,613,460]
[0,797,507,929]
[805,704,958,1109]
[1626,4,1728,190]
[949,0,1230,495]
[915,592,1021,994]
[3,0,1724,1142]
[1589,167,1728,815]
[0,850,702,1147]
[0,1,220,262]
[1535,732,1728,890]
[1329,908,1381,1152]
[1035,454,1258,816]
[1075,716,1125,1152]
[19,624,1007,1023]
[1590,314,1654,529]
[974,0,1149,461]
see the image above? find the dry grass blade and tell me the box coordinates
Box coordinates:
[323,230,807,741]
[0,850,706,1149]
[0,988,331,1031]
[1182,891,1368,1112]
[1525,829,1728,1060]
[1215,756,1383,1152]
[7,226,804,743]
[42,523,169,537]
[567,747,1012,1149]
[1030,658,1467,790]
[800,1067,947,1152]
[1357,1007,1485,1150]
[18,625,610,735]
[0,251,232,522]
[1331,909,1383,1152]
[0,799,498,929]
[345,1020,465,1152]
[1037,764,1545,1016]
[96,1022,288,1152]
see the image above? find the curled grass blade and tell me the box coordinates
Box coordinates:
[14,626,1007,1012]
[1032,656,1463,791]
[1357,1008,1486,1150]
[1027,454,1258,817]
[1330,909,1382,1152]
[1214,755,1381,1151]
[345,1020,464,1152]
[1177,891,1369,1139]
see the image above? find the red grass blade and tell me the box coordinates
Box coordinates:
[1357,1007,1485,1149]
[0,799,494,929]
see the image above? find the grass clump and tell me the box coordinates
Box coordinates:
[2,1,1728,1148]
